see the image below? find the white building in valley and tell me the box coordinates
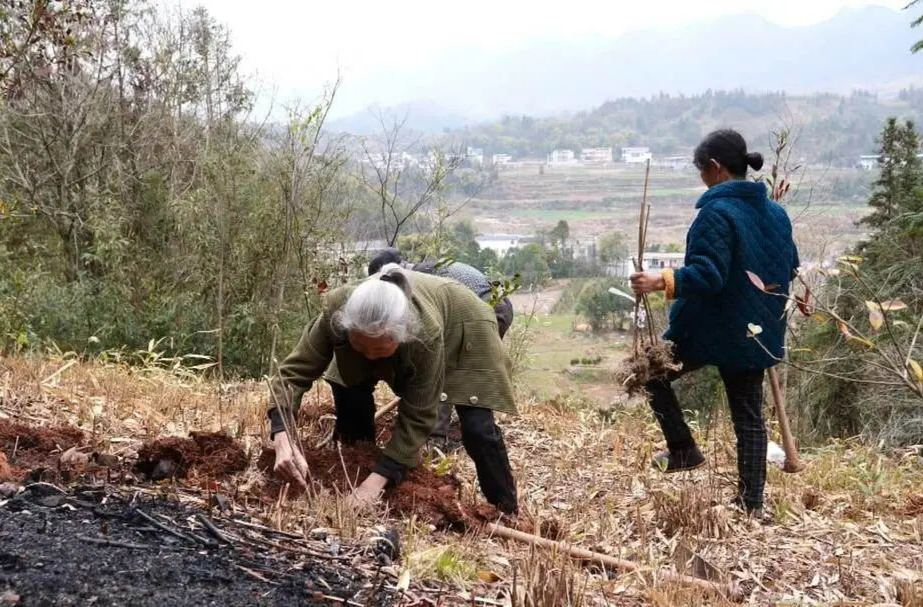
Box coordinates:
[492,153,512,166]
[607,252,685,278]
[547,149,576,165]
[466,147,484,165]
[581,147,613,165]
[659,155,691,171]
[477,233,524,257]
[858,154,879,170]
[621,147,653,164]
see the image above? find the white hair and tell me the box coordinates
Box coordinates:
[336,266,417,342]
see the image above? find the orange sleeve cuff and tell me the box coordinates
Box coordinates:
[662,269,676,300]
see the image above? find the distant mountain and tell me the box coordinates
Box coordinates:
[327,101,471,135]
[337,6,922,123]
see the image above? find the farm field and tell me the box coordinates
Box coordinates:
[466,163,871,261]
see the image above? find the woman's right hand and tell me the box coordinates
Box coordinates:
[273,431,308,490]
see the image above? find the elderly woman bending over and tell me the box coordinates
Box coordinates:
[268,265,518,513]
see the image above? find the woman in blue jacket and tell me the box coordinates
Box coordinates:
[630,129,799,516]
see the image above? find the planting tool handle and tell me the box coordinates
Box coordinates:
[768,367,805,473]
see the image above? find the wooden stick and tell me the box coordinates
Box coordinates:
[78,535,151,550]
[636,160,651,267]
[632,160,656,353]
[486,523,742,601]
[374,397,401,421]
[196,512,232,545]
[134,508,199,544]
[223,517,303,540]
[768,367,805,473]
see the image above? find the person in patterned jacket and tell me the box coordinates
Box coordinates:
[367,248,514,440]
[268,265,518,513]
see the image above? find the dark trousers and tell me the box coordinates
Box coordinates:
[433,297,514,437]
[330,381,518,514]
[646,356,767,510]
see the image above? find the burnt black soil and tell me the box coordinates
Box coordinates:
[0,485,396,607]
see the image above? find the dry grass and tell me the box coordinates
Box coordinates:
[3,353,923,605]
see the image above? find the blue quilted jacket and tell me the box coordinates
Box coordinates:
[665,180,799,371]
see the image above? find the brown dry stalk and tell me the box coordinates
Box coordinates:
[617,160,680,393]
[487,523,743,601]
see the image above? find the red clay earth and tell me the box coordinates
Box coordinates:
[258,441,479,530]
[0,419,85,482]
[0,452,11,481]
[135,431,248,480]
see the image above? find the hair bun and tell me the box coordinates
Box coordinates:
[745,152,764,171]
[379,266,412,297]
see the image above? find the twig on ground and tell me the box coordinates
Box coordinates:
[223,517,303,539]
[319,595,364,607]
[134,508,198,544]
[78,535,151,550]
[234,564,278,585]
[195,512,231,545]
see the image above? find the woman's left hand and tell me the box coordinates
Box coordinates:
[630,271,665,295]
[346,472,389,509]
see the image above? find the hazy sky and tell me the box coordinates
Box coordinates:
[175,0,911,117]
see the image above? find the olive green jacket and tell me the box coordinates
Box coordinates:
[269,273,516,467]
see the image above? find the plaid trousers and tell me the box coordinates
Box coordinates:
[645,355,768,510]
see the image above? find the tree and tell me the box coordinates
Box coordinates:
[358,112,463,246]
[502,244,551,288]
[549,219,570,247]
[862,118,922,228]
[598,231,629,266]
[908,0,923,53]
[576,280,634,332]
[0,1,354,377]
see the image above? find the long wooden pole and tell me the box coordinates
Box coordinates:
[767,367,804,473]
[486,523,743,601]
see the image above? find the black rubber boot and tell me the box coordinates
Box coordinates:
[652,445,706,473]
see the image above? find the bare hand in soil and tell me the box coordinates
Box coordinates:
[272,432,308,490]
[347,472,388,509]
[630,271,665,295]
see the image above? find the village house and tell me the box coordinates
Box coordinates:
[858,152,923,170]
[580,147,613,165]
[547,149,576,165]
[858,154,879,170]
[477,233,524,257]
[658,155,691,171]
[466,147,484,165]
[607,251,685,278]
[621,146,653,164]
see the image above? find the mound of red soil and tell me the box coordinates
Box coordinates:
[259,441,474,530]
[0,419,85,482]
[135,432,247,481]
